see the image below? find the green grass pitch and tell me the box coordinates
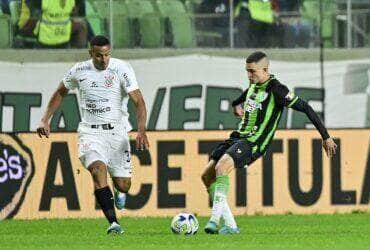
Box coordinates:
[2,213,370,250]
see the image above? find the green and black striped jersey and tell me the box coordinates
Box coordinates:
[234,75,298,155]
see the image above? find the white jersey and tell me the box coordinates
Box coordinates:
[62,58,139,127]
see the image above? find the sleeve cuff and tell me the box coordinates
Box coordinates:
[287,96,299,108]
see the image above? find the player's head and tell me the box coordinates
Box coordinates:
[245,51,270,84]
[89,35,111,70]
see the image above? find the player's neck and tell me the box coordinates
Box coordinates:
[257,74,270,85]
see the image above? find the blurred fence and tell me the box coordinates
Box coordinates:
[1,0,370,49]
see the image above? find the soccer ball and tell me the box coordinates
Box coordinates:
[170,213,199,235]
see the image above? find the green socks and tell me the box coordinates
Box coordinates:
[210,175,230,224]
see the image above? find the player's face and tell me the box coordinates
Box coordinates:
[246,62,267,84]
[90,45,111,70]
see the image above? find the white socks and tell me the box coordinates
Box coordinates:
[222,201,237,229]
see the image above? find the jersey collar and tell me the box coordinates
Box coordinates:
[255,74,274,89]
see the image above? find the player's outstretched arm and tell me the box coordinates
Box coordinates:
[290,98,337,157]
[37,82,69,138]
[129,89,149,151]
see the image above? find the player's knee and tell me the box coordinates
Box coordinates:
[88,162,106,177]
[215,155,232,176]
[201,172,210,187]
[215,163,226,176]
[116,180,131,193]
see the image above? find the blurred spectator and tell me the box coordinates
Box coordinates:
[234,0,276,48]
[275,0,312,47]
[198,0,230,47]
[18,0,87,48]
[276,0,301,12]
[1,0,10,14]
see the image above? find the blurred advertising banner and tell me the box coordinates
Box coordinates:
[1,130,369,219]
[0,55,370,132]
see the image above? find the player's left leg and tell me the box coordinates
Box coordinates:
[112,177,131,210]
[108,132,132,211]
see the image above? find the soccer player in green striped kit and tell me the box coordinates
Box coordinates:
[201,51,338,234]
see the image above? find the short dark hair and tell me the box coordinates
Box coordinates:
[246,51,267,63]
[89,35,110,47]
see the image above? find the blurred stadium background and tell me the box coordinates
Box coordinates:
[1,0,370,249]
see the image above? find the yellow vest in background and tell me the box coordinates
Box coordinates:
[249,0,273,24]
[36,0,75,45]
[18,0,31,29]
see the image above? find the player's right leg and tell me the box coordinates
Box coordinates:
[87,160,123,235]
[78,130,123,235]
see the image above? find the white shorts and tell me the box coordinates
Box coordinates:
[77,123,132,178]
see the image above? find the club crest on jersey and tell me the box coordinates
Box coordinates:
[104,74,115,88]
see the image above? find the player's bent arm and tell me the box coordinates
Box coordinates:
[128,89,147,133]
[231,89,248,118]
[231,88,248,107]
[128,89,149,150]
[41,82,69,122]
[290,98,330,140]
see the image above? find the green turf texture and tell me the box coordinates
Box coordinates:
[1,213,370,250]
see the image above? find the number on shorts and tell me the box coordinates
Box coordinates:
[125,150,131,163]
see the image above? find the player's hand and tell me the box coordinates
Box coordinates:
[136,131,149,151]
[323,137,337,158]
[233,105,244,118]
[37,120,51,138]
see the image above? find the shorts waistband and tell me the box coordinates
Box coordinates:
[90,123,114,130]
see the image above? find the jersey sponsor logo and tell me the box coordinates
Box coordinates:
[86,106,112,114]
[245,98,262,113]
[76,65,91,72]
[86,98,109,104]
[0,135,34,219]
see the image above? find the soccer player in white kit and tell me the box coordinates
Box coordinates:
[37,36,149,235]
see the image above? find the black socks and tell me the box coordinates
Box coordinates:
[94,186,118,224]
